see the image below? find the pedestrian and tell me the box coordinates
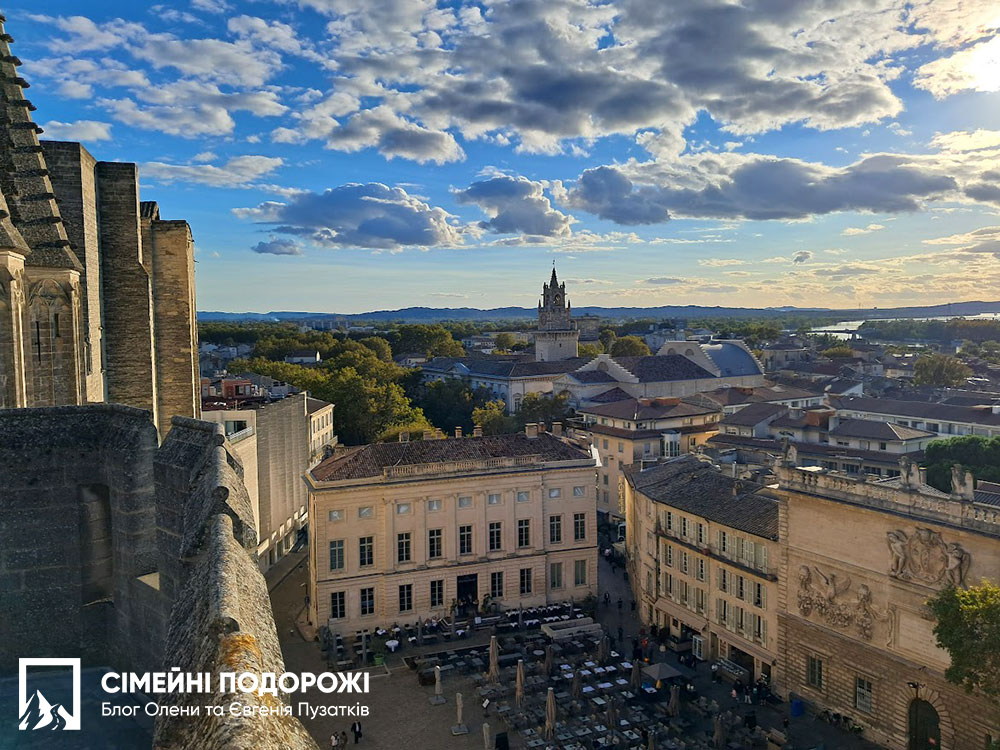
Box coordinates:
[731,687,738,705]
[617,597,623,611]
[604,592,610,607]
[340,731,348,748]
[617,625,624,642]
[710,663,719,683]
[351,721,362,744]
[630,599,636,612]
[782,716,790,732]
[745,687,753,704]
[331,733,340,748]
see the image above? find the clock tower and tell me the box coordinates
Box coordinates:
[535,266,579,361]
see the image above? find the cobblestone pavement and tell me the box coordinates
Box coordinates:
[269,549,885,749]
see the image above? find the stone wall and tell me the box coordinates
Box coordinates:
[41,141,105,403]
[95,161,158,423]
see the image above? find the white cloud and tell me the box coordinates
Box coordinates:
[842,223,887,236]
[697,259,744,267]
[234,183,463,250]
[916,36,1000,97]
[453,176,572,237]
[931,129,1000,153]
[141,155,284,187]
[39,120,113,142]
[251,238,303,256]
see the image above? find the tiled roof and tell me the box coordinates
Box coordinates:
[588,387,633,403]
[872,476,949,498]
[571,369,618,383]
[626,455,777,539]
[702,384,822,406]
[720,402,788,426]
[311,432,591,482]
[707,433,925,465]
[579,397,719,421]
[975,481,1000,507]
[611,355,715,383]
[306,397,331,414]
[828,418,935,441]
[831,396,1000,427]
[423,356,585,378]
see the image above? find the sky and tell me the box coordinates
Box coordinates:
[11,1,1000,314]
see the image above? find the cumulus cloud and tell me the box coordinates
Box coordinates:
[454,176,571,237]
[642,277,685,285]
[916,36,1000,98]
[697,258,744,267]
[842,223,886,236]
[251,238,303,256]
[924,226,1000,258]
[141,155,283,187]
[39,120,113,141]
[792,251,813,264]
[234,183,463,250]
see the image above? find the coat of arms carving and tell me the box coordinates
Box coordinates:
[886,527,970,587]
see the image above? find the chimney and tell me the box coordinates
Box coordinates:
[473,425,483,438]
[455,426,463,438]
[525,422,539,439]
[423,430,434,441]
[399,431,409,443]
[552,422,563,437]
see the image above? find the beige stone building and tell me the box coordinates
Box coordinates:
[305,426,598,632]
[573,396,723,517]
[0,26,198,434]
[623,456,780,682]
[768,458,1000,749]
[205,393,336,570]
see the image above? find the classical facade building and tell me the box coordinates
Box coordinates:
[305,426,598,633]
[535,266,579,361]
[623,456,780,683]
[573,396,723,517]
[0,19,198,434]
[769,458,1000,749]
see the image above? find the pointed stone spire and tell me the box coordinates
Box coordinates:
[0,11,81,270]
[550,262,558,286]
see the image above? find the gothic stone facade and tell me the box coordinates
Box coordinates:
[769,461,1000,750]
[535,267,579,362]
[0,16,198,434]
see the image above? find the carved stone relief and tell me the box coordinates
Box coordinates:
[886,527,970,587]
[797,565,886,641]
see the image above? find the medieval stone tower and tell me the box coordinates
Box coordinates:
[535,266,579,361]
[0,12,199,434]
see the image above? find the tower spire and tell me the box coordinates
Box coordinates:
[0,12,81,270]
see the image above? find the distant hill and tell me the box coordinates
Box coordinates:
[198,300,1000,324]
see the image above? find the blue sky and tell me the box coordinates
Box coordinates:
[12,0,1000,313]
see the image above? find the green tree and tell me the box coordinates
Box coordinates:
[578,342,603,358]
[359,336,392,361]
[821,345,854,358]
[472,400,517,435]
[928,580,1000,727]
[924,436,1000,493]
[493,332,516,351]
[610,335,651,357]
[417,379,492,434]
[516,392,572,426]
[913,353,972,387]
[598,329,617,353]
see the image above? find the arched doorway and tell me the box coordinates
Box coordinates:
[908,699,941,750]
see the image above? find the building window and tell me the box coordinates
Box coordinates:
[399,584,413,613]
[718,530,728,553]
[574,559,587,586]
[681,517,689,538]
[697,558,706,582]
[328,509,344,522]
[754,582,766,608]
[855,676,873,713]
[697,523,705,545]
[430,579,444,608]
[517,491,530,503]
[573,486,585,497]
[574,512,586,541]
[549,515,562,544]
[360,587,374,616]
[617,442,624,453]
[329,540,344,571]
[330,591,346,619]
[428,529,442,559]
[717,598,728,626]
[602,439,609,449]
[490,571,504,599]
[879,442,887,451]
[397,532,411,563]
[358,506,373,519]
[550,562,563,589]
[458,496,473,508]
[359,536,374,567]
[488,493,501,505]
[680,551,689,574]
[665,545,673,567]
[807,656,824,690]
[520,568,532,595]
[428,498,442,511]
[517,519,531,548]
[488,521,502,551]
[459,525,473,555]
[548,488,561,499]
[396,503,411,515]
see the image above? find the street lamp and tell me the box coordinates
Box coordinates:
[907,681,924,699]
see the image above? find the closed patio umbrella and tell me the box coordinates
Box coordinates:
[631,660,642,691]
[596,635,608,664]
[544,687,556,740]
[487,635,500,684]
[605,697,618,740]
[543,644,553,676]
[648,729,656,750]
[668,684,680,717]
[712,714,727,748]
[515,659,525,708]
[571,670,582,700]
